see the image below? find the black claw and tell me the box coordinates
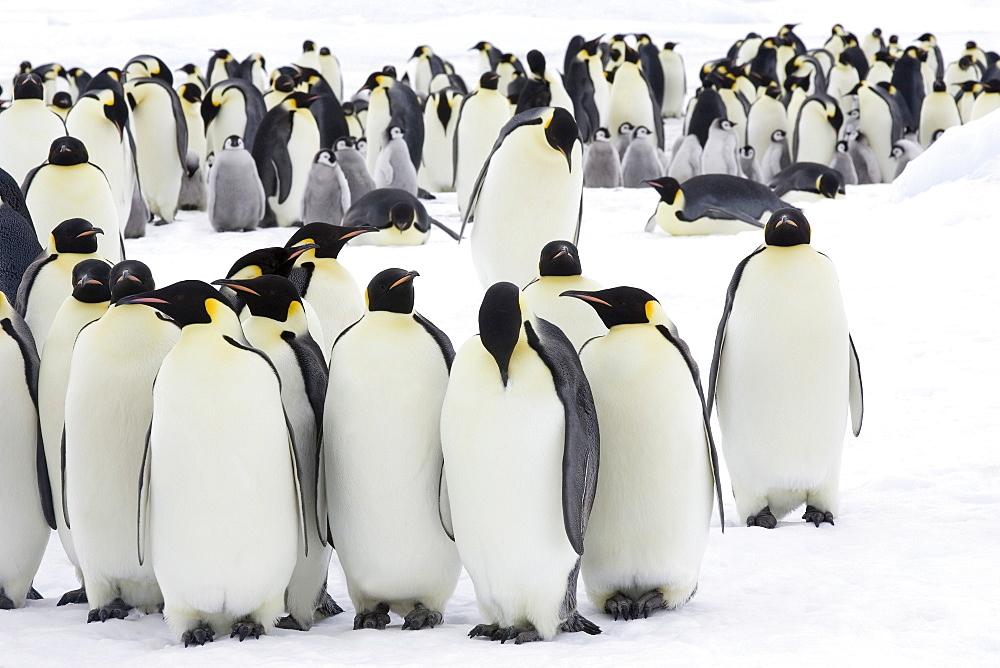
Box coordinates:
[0,593,14,610]
[562,611,602,634]
[27,587,43,600]
[275,615,306,631]
[315,589,343,618]
[468,623,499,639]
[231,620,264,641]
[353,604,391,631]
[803,505,835,527]
[182,623,215,647]
[747,506,778,529]
[633,591,665,619]
[57,587,89,606]
[605,593,633,621]
[403,604,443,631]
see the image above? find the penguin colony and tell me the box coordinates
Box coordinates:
[4,22,997,647]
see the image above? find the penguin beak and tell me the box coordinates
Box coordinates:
[560,291,612,307]
[553,249,569,260]
[339,226,379,240]
[287,243,320,260]
[775,215,797,228]
[211,280,260,296]
[76,228,104,237]
[117,296,168,306]
[390,271,419,290]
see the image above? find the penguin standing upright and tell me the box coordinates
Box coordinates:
[252,92,320,227]
[561,286,723,619]
[0,74,67,187]
[63,261,177,623]
[760,128,791,183]
[792,93,843,166]
[0,166,41,303]
[317,47,343,102]
[334,137,377,203]
[419,88,463,192]
[856,83,903,183]
[918,80,961,147]
[461,107,583,289]
[659,42,686,118]
[621,126,664,187]
[607,48,662,151]
[325,268,461,632]
[373,125,418,195]
[202,79,267,157]
[177,84,207,211]
[514,50,574,115]
[745,84,786,168]
[409,45,447,96]
[208,135,265,233]
[206,49,238,86]
[120,281,305,646]
[700,117,740,176]
[582,127,623,188]
[453,72,511,217]
[828,140,858,185]
[302,149,351,225]
[441,282,601,643]
[360,72,424,179]
[709,208,863,529]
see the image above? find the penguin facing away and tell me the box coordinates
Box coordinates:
[0,166,42,303]
[452,71,512,217]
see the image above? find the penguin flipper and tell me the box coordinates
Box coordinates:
[697,206,765,228]
[36,427,56,530]
[316,438,330,549]
[438,465,454,540]
[412,312,456,371]
[137,419,153,566]
[60,428,70,529]
[14,255,55,316]
[849,334,864,436]
[427,217,461,241]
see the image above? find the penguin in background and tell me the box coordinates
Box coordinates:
[822,24,849,58]
[827,53,861,104]
[49,91,74,120]
[792,93,843,166]
[891,139,924,180]
[828,140,858,185]
[30,63,66,105]
[916,33,946,85]
[644,174,784,236]
[210,275,340,631]
[708,208,863,529]
[659,42,687,118]
[123,55,171,85]
[621,126,664,187]
[206,48,239,86]
[440,282,601,644]
[760,128,791,183]
[846,130,881,185]
[860,28,885,62]
[515,49,575,118]
[175,64,207,95]
[561,286,723,620]
[866,52,895,87]
[738,146,765,183]
[238,53,268,94]
[700,117,740,176]
[409,45,447,96]
[635,34,665,111]
[0,290,53,610]
[954,80,980,124]
[334,137,377,203]
[607,47,663,151]
[419,88,462,192]
[208,135,265,233]
[66,67,92,102]
[373,124,418,195]
[919,81,961,147]
[746,83,787,168]
[563,38,602,142]
[38,258,112,606]
[460,106,584,290]
[970,81,1000,121]
[316,47,344,102]
[359,71,425,179]
[302,149,351,225]
[944,56,984,97]
[0,74,67,188]
[343,187,458,245]
[0,166,41,303]
[471,41,503,76]
[452,72,512,217]
[297,68,350,151]
[63,260,177,623]
[495,52,525,97]
[770,162,845,201]
[178,149,207,212]
[613,121,634,158]
[324,268,461,632]
[685,86,727,150]
[264,75,296,111]
[202,78,267,157]
[891,47,926,133]
[583,127,623,188]
[120,280,306,646]
[177,83,206,172]
[855,82,903,183]
[342,102,364,138]
[887,35,903,59]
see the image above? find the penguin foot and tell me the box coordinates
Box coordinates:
[802,505,835,527]
[353,602,390,630]
[605,593,636,621]
[274,615,306,631]
[56,587,89,606]
[561,611,601,635]
[747,506,778,529]
[468,623,499,639]
[402,603,442,630]
[153,218,170,227]
[632,591,667,619]
[87,598,131,623]
[491,625,541,644]
[0,591,14,610]
[230,619,265,641]
[182,623,215,647]
[27,587,43,600]
[315,589,344,618]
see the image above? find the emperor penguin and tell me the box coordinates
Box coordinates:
[318,47,344,102]
[302,149,351,225]
[63,261,178,622]
[239,53,268,94]
[359,71,425,178]
[49,91,74,120]
[855,83,902,183]
[522,240,606,351]
[738,146,765,183]
[514,49,574,116]
[0,74,67,187]
[119,280,306,646]
[419,88,463,192]
[700,117,740,176]
[210,275,340,631]
[334,137,377,203]
[607,48,662,151]
[471,40,503,76]
[563,39,601,142]
[860,28,885,62]
[708,208,863,528]
[124,54,172,85]
[178,149,207,212]
[123,77,187,224]
[0,166,41,303]
[206,48,238,86]
[175,64,207,95]
[460,106,584,289]
[30,63,66,105]
[37,258,112,605]
[343,187,458,245]
[561,286,723,619]
[373,125,418,196]
[341,102,364,138]
[409,45,447,96]
[325,268,461,631]
[208,135,265,233]
[264,75,295,111]
[202,78,267,157]
[252,92,320,227]
[0,291,54,610]
[441,282,601,643]
[582,127,623,188]
[495,52,525,97]
[792,93,843,166]
[918,80,961,147]
[621,126,664,187]
[453,72,511,217]
[944,56,983,97]
[954,81,979,125]
[644,174,784,236]
[16,217,107,347]
[745,83,787,169]
[970,81,1000,121]
[769,162,845,201]
[827,53,861,104]
[659,42,686,118]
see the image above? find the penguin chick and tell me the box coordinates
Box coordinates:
[621,126,663,188]
[373,125,419,195]
[208,135,265,232]
[302,149,351,225]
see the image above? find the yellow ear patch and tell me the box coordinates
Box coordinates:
[287,300,303,321]
[205,297,226,322]
[644,300,656,322]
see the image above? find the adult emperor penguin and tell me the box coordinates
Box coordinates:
[120,280,305,646]
[301,149,351,225]
[583,127,623,187]
[252,92,320,227]
[0,74,67,188]
[206,48,238,86]
[855,83,903,183]
[0,166,41,303]
[38,258,112,605]
[63,261,177,622]
[607,48,662,151]
[373,125,418,195]
[522,240,606,351]
[124,54,172,85]
[453,72,511,217]
[460,106,584,289]
[659,42,686,118]
[441,282,601,643]
[514,49,574,116]
[0,291,53,610]
[792,93,843,166]
[360,71,424,178]
[769,162,845,201]
[325,268,461,631]
[343,187,458,244]
[419,88,463,192]
[644,174,785,236]
[621,126,665,187]
[208,135,265,232]
[561,286,723,619]
[317,47,344,102]
[409,45,447,96]
[202,78,267,157]
[745,84,786,168]
[708,208,863,528]
[210,275,339,631]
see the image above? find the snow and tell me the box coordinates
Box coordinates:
[2,1,999,664]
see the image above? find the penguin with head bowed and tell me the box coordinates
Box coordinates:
[0,290,53,610]
[560,286,723,619]
[583,127,622,187]
[792,93,843,167]
[334,136,377,203]
[373,124,418,195]
[359,71,425,178]
[37,258,112,606]
[607,47,663,151]
[324,268,460,632]
[29,63,66,105]
[63,260,177,623]
[708,208,863,529]
[621,125,665,187]
[263,74,296,111]
[644,174,787,236]
[494,52,525,98]
[123,55,171,85]
[302,149,351,225]
[208,135,265,233]
[49,91,74,120]
[0,165,41,303]
[343,187,457,245]
[453,71,513,217]
[119,280,307,646]
[461,106,584,289]
[201,78,267,158]
[769,162,845,201]
[970,80,1000,121]
[441,281,601,644]
[209,274,340,631]
[0,73,68,188]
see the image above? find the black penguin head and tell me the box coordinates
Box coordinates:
[70,259,112,304]
[51,91,73,109]
[381,65,398,79]
[365,268,419,314]
[817,173,841,199]
[285,223,378,259]
[48,136,89,166]
[739,145,755,160]
[109,260,155,301]
[302,39,316,52]
[538,240,582,277]
[644,177,681,205]
[472,41,492,51]
[82,87,127,137]
[663,41,678,50]
[771,129,786,143]
[177,63,199,75]
[561,286,658,329]
[211,275,303,322]
[283,92,314,109]
[544,107,579,172]
[583,36,603,56]
[526,49,546,77]
[179,83,202,104]
[411,45,431,60]
[117,279,234,327]
[360,71,388,92]
[478,282,523,386]
[50,217,103,253]
[211,48,233,60]
[479,72,500,90]
[223,135,245,150]
[623,47,641,64]
[273,74,296,93]
[319,47,331,57]
[764,208,811,247]
[389,202,416,231]
[13,73,44,100]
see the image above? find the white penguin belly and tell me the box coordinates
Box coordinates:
[26,167,121,263]
[299,259,364,354]
[657,205,764,236]
[454,97,510,216]
[269,116,319,227]
[132,105,182,223]
[206,103,248,158]
[0,101,67,186]
[522,275,606,352]
[66,109,130,228]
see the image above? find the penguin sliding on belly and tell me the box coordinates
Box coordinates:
[343,188,458,245]
[644,174,789,236]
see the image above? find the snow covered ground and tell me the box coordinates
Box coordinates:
[2,1,999,664]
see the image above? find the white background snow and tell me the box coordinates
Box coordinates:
[2,0,998,664]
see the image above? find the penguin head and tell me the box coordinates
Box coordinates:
[226,244,318,280]
[179,83,202,104]
[471,41,492,52]
[70,259,112,304]
[632,125,652,140]
[478,281,523,386]
[315,149,336,166]
[334,136,354,151]
[617,122,634,138]
[212,275,304,323]
[538,240,582,277]
[360,72,390,92]
[543,107,580,172]
[177,63,200,75]
[13,73,44,100]
[478,72,500,91]
[365,268,419,314]
[109,260,155,301]
[771,129,787,143]
[285,223,378,259]
[526,50,546,77]
[356,137,368,153]
[48,135,90,166]
[623,47,641,65]
[739,145,755,160]
[386,125,405,142]
[593,127,610,142]
[117,279,235,327]
[211,48,233,61]
[663,41,678,51]
[764,208,810,247]
[816,173,841,199]
[582,36,603,56]
[836,140,849,154]
[223,135,245,150]
[561,286,659,329]
[388,202,416,231]
[273,74,296,94]
[50,217,103,253]
[319,47,331,57]
[644,177,681,206]
[282,92,314,110]
[411,45,431,60]
[51,91,73,110]
[81,87,127,137]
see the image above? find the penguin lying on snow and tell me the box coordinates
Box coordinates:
[644,174,790,236]
[769,162,845,201]
[343,188,458,245]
